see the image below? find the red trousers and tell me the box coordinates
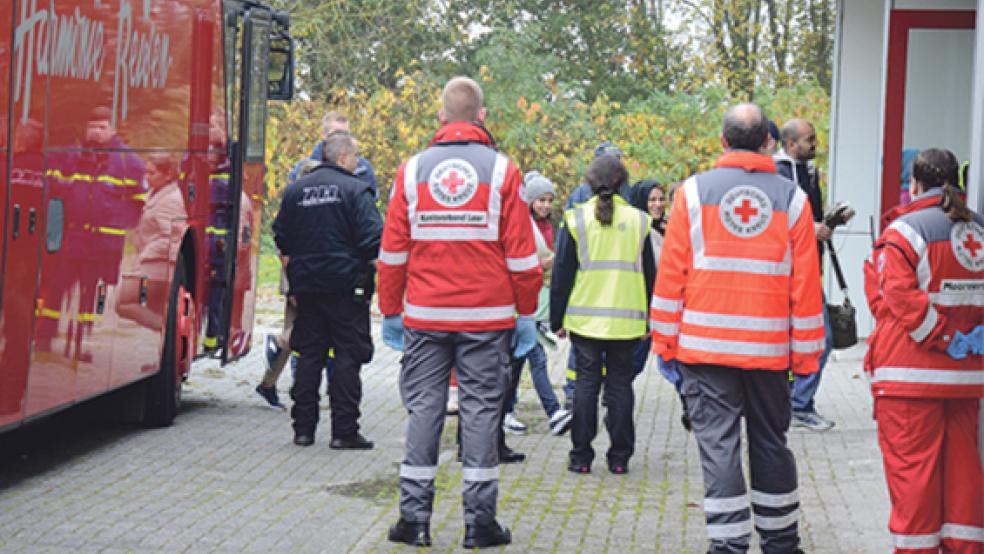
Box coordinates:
[876,396,983,553]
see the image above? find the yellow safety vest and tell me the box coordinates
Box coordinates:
[563,195,651,340]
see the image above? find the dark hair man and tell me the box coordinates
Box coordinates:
[775,118,836,432]
[378,76,542,549]
[651,103,824,554]
[272,132,382,449]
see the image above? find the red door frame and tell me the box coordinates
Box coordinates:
[881,9,976,219]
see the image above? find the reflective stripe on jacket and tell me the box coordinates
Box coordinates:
[863,189,984,399]
[650,151,825,375]
[377,122,542,331]
[562,195,651,340]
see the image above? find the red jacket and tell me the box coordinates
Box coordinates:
[864,189,984,399]
[377,122,542,331]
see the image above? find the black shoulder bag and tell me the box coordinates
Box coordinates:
[825,240,858,349]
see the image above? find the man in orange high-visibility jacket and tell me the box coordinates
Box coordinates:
[378,76,542,549]
[651,103,824,554]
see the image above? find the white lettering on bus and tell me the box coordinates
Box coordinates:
[13,0,173,126]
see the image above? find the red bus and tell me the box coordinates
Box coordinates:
[0,0,294,430]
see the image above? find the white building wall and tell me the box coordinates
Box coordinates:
[827,0,890,336]
[971,0,984,213]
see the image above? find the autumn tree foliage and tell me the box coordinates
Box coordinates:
[261,0,835,239]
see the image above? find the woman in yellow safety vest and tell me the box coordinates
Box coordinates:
[549,155,657,475]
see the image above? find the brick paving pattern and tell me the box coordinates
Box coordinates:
[0,298,891,552]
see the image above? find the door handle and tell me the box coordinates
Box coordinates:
[28,208,36,235]
[11,204,20,239]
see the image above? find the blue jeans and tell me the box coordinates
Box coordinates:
[791,292,833,414]
[509,344,562,417]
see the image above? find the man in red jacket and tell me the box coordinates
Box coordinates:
[378,77,542,549]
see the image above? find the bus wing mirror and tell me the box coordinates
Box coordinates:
[268,30,294,101]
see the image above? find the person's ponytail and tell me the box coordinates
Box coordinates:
[585,155,628,226]
[913,148,971,222]
[595,189,614,225]
[941,183,973,222]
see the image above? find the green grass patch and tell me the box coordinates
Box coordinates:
[257,253,282,291]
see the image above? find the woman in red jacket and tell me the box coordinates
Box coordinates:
[864,147,984,553]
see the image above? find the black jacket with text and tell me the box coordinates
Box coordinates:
[273,163,382,295]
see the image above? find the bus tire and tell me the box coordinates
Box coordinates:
[143,253,187,427]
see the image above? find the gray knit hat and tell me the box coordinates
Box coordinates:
[522,170,556,204]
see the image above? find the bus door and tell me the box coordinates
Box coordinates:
[216,4,271,364]
[0,1,49,426]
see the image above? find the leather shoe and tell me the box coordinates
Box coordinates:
[499,445,526,464]
[387,518,431,547]
[294,433,314,447]
[329,433,374,450]
[462,520,511,548]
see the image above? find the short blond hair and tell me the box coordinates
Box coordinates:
[321,111,350,137]
[441,77,483,122]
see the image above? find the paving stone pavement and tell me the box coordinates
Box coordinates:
[0,300,891,553]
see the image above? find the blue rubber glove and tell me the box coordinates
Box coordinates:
[967,325,984,356]
[946,331,970,360]
[382,315,405,351]
[511,316,537,358]
[657,355,682,388]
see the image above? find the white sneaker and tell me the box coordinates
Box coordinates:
[446,386,459,415]
[503,412,527,435]
[549,409,572,436]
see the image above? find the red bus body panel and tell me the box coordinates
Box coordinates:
[0,0,265,429]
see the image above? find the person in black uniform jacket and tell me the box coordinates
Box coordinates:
[273,132,383,448]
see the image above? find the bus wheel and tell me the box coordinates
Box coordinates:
[143,253,188,427]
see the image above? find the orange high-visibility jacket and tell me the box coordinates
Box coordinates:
[377,121,542,332]
[650,151,825,375]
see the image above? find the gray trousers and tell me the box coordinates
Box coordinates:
[679,363,800,554]
[398,328,510,525]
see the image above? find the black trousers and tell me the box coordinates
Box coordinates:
[569,334,636,466]
[290,293,373,437]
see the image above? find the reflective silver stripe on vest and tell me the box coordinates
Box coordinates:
[683,309,789,331]
[751,489,799,508]
[706,519,753,540]
[792,314,824,331]
[930,288,984,307]
[400,464,438,480]
[573,203,648,272]
[941,523,984,542]
[462,466,499,482]
[792,338,825,353]
[679,334,790,357]
[686,175,792,276]
[754,509,799,531]
[567,306,647,321]
[787,188,807,229]
[871,367,984,386]
[379,249,409,266]
[408,153,506,242]
[910,305,939,342]
[405,302,515,321]
[404,154,420,225]
[651,295,683,313]
[889,220,931,290]
[703,494,750,513]
[506,253,540,272]
[650,320,680,335]
[685,176,705,263]
[892,532,940,549]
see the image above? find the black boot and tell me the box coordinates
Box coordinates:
[462,520,511,548]
[388,518,431,547]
